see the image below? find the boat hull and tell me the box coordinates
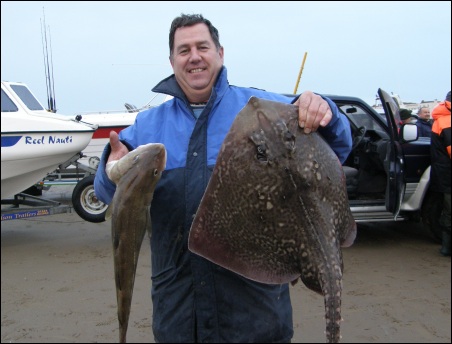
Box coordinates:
[1,131,95,199]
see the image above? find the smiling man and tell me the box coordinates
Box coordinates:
[94,13,352,343]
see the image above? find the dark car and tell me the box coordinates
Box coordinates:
[65,88,442,240]
[321,89,441,240]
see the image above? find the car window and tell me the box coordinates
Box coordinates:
[337,103,385,131]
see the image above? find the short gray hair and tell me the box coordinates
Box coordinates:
[417,106,429,114]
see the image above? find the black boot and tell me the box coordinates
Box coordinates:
[440,230,451,256]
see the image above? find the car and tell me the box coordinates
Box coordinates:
[320,89,440,241]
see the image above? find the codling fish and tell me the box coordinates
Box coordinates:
[106,143,166,343]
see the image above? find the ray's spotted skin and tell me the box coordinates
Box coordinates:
[188,97,356,343]
[107,143,167,343]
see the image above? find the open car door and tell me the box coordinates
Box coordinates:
[378,88,405,218]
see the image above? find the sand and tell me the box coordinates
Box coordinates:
[1,187,450,343]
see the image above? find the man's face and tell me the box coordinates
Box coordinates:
[418,108,431,121]
[170,23,224,102]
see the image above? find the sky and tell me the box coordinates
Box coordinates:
[1,1,451,115]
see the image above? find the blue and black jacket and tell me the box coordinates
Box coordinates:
[94,66,352,343]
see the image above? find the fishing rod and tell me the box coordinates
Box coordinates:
[40,8,56,113]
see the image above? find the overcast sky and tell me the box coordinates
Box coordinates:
[1,1,451,115]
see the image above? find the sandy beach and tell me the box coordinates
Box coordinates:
[1,187,451,343]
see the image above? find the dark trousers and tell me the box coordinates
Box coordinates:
[439,193,451,256]
[439,193,451,233]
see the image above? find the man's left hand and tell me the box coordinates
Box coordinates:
[295,91,332,134]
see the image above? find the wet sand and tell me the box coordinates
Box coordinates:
[1,188,451,343]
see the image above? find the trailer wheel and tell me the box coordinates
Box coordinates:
[72,175,108,222]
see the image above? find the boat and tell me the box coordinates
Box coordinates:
[75,109,139,169]
[1,80,97,199]
[74,94,172,169]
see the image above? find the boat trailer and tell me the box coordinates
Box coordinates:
[1,193,72,221]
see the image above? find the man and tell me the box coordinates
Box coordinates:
[416,106,433,137]
[94,14,352,342]
[430,91,451,256]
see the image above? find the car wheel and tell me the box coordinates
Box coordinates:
[421,191,443,243]
[72,175,108,223]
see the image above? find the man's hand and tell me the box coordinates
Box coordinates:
[295,91,332,134]
[107,131,129,163]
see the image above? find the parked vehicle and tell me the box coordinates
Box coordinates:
[0,81,96,200]
[325,89,439,241]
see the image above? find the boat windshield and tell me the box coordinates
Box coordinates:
[1,89,19,112]
[10,84,45,111]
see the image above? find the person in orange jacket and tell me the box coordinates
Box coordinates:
[430,91,451,256]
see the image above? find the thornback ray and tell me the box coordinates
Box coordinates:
[188,97,356,343]
[107,143,167,343]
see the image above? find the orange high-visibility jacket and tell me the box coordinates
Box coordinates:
[430,100,451,193]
